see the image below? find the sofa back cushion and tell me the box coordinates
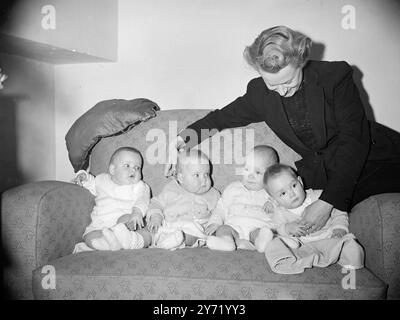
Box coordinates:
[90,109,301,196]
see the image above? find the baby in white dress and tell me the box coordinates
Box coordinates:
[73,147,152,251]
[205,145,279,252]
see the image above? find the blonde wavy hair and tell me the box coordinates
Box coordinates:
[243,26,312,73]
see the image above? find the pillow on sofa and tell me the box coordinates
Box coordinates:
[65,98,160,172]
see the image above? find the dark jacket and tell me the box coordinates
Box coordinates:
[180,60,398,211]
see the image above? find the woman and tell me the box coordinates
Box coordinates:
[169,25,400,235]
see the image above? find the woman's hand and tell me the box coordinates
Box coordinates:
[300,199,333,234]
[285,222,308,237]
[164,135,186,177]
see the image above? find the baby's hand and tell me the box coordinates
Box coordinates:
[285,222,308,237]
[205,223,220,236]
[331,228,347,239]
[263,201,275,214]
[125,208,144,231]
[146,211,163,233]
[71,171,88,186]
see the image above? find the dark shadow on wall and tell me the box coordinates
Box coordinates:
[1,0,24,301]
[0,95,22,300]
[0,95,25,195]
[351,65,376,122]
[0,0,22,28]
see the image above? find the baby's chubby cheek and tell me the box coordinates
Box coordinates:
[133,173,142,183]
[199,179,212,193]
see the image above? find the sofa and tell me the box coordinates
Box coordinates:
[2,109,400,300]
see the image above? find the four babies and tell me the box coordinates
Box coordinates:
[72,143,362,268]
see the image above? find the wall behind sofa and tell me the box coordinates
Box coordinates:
[54,0,400,181]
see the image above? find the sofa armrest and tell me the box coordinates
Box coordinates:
[349,193,400,299]
[1,181,94,299]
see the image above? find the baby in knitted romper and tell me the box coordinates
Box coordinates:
[73,147,152,252]
[264,163,364,268]
[146,149,220,250]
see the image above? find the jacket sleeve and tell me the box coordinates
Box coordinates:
[319,62,370,211]
[179,79,265,149]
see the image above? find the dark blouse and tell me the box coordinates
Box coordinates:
[281,84,319,150]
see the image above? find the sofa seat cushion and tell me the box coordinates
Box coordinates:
[32,248,387,300]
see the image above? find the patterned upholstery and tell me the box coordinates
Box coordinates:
[350,193,400,299]
[2,109,399,299]
[2,181,94,299]
[32,248,386,300]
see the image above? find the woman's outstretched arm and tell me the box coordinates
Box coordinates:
[179,78,265,149]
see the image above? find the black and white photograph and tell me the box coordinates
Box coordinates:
[1,0,399,306]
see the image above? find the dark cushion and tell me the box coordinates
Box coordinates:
[65,98,160,172]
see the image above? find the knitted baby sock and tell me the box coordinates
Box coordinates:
[111,223,145,250]
[102,227,122,251]
[236,239,256,251]
[91,237,111,251]
[338,238,365,269]
[254,227,274,253]
[111,223,131,249]
[206,235,236,251]
[129,232,145,249]
[157,231,184,250]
